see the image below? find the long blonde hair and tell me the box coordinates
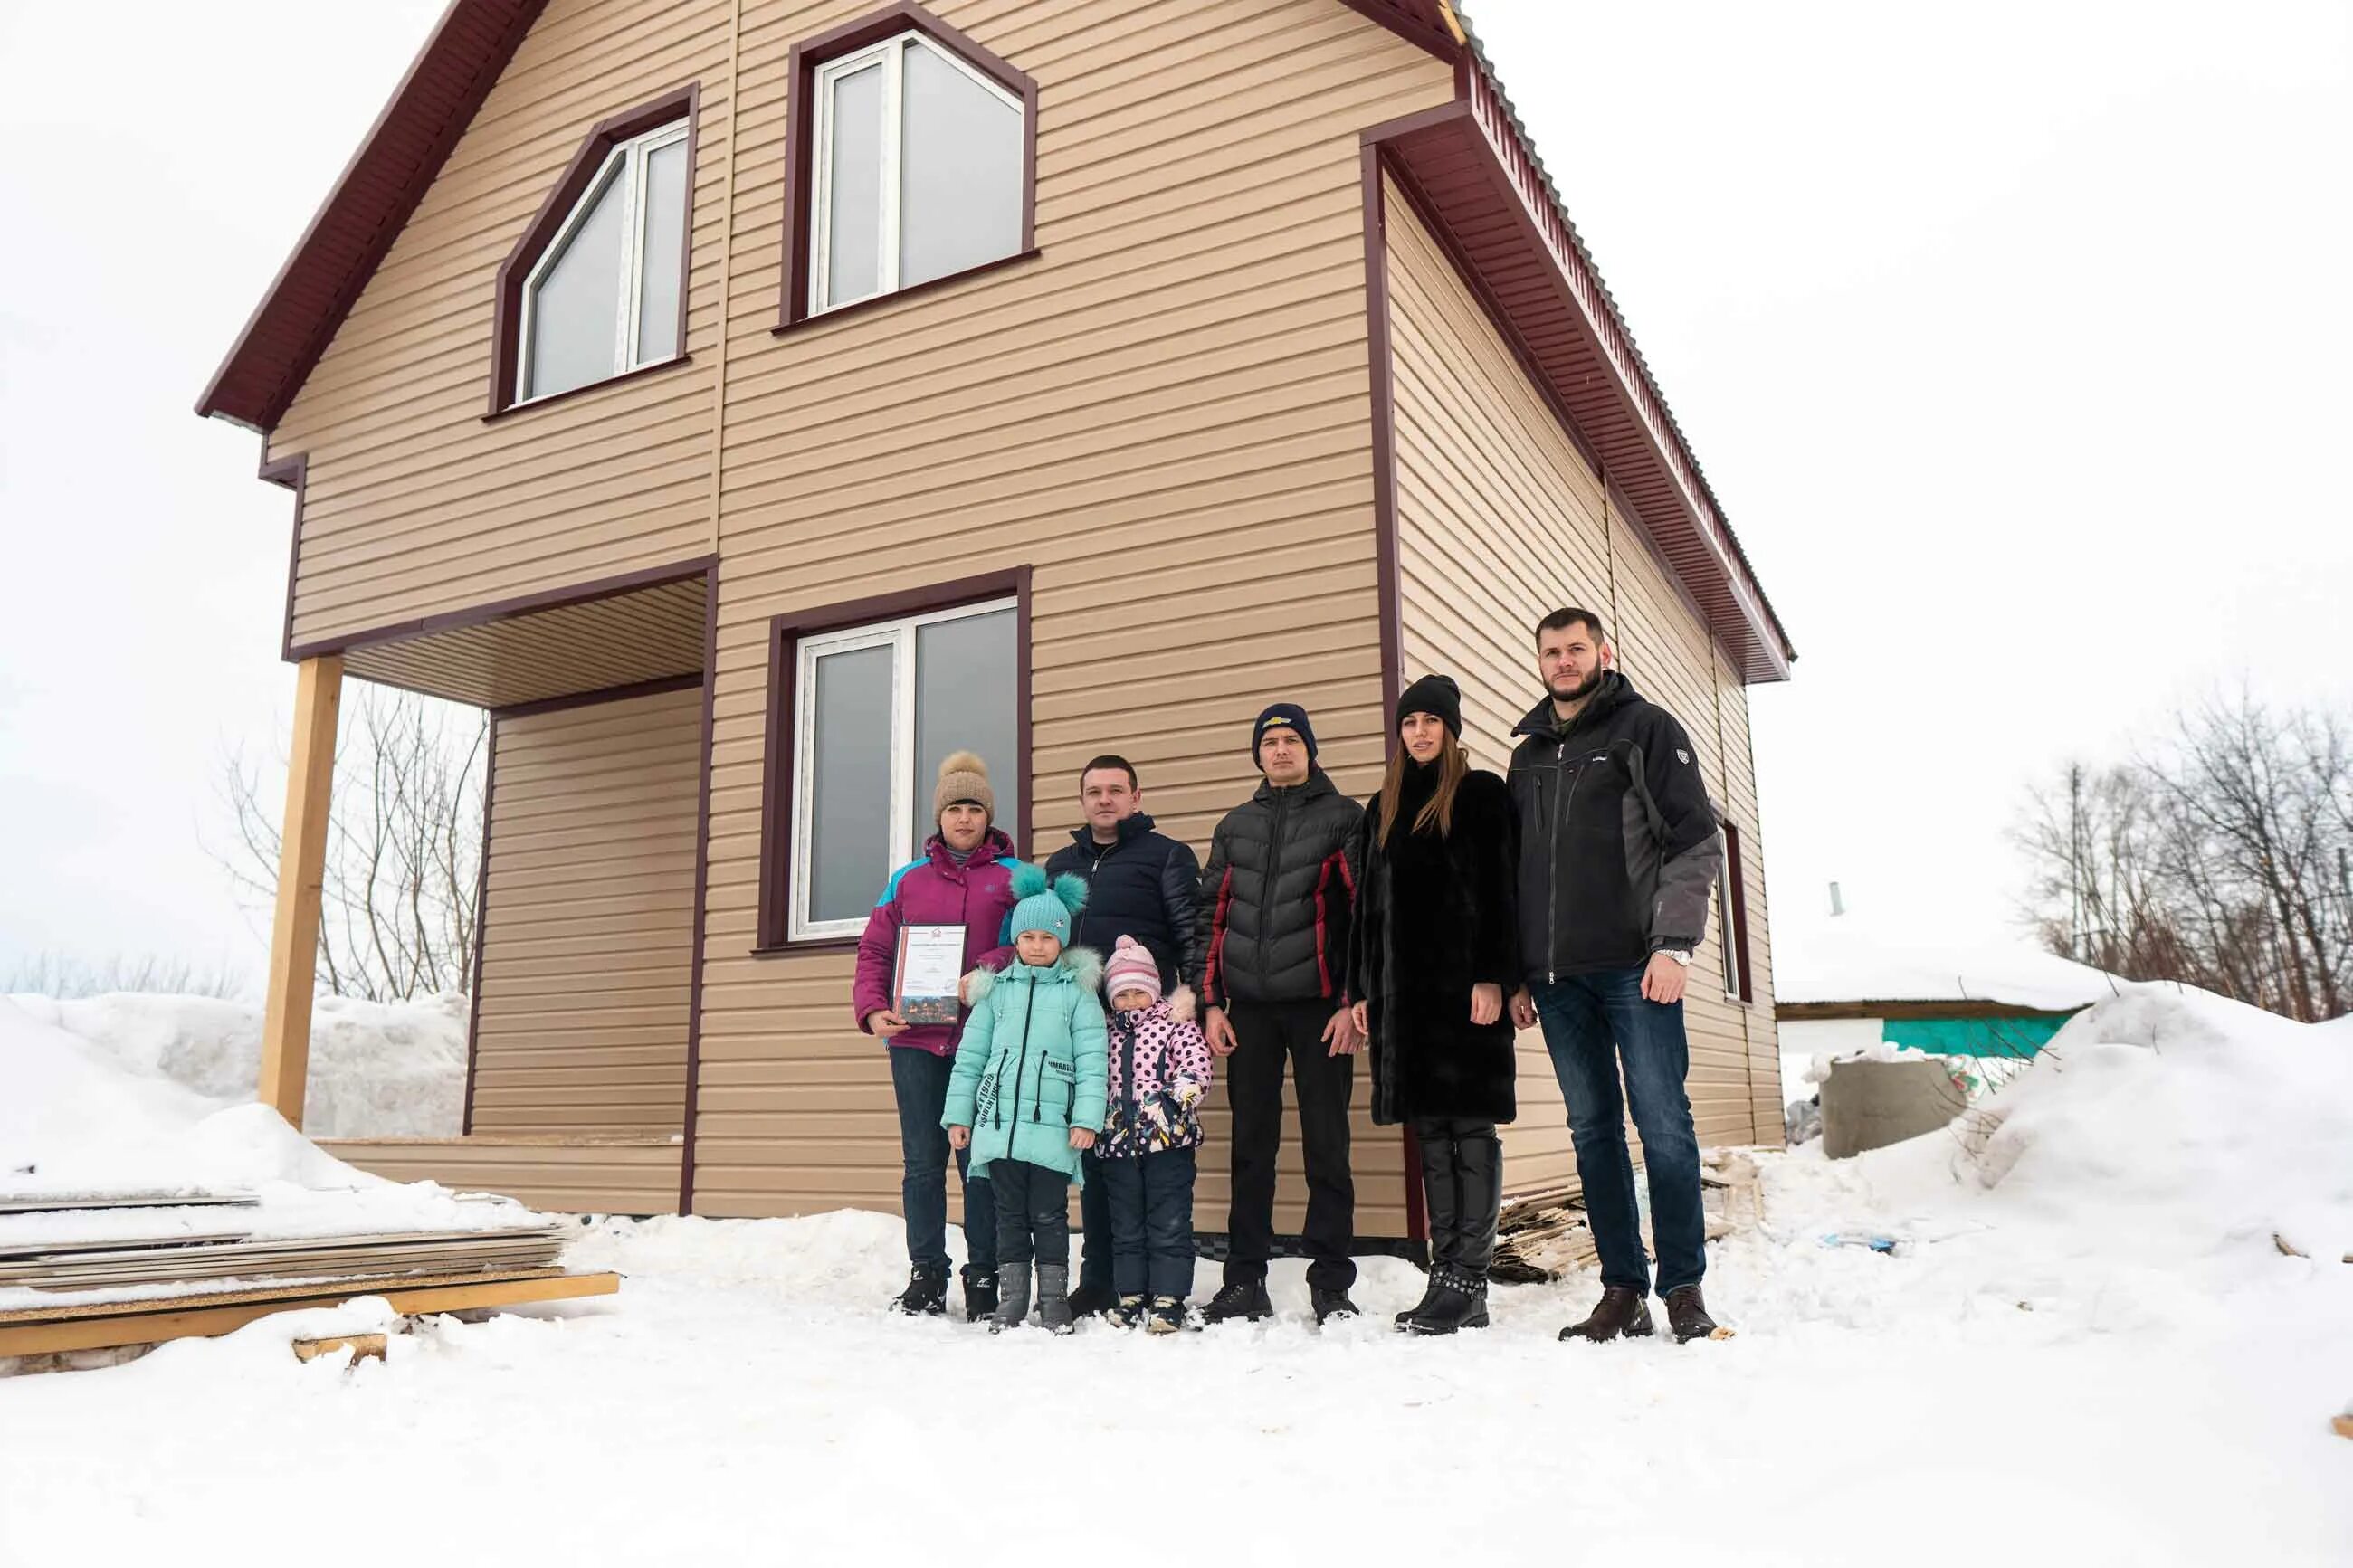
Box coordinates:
[1377,739,1470,846]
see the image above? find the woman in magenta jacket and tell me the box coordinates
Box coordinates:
[853,750,1026,1321]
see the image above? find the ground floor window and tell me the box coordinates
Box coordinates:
[768,586,1022,944]
[1720,822,1753,1003]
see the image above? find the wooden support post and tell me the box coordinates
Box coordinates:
[256,653,342,1127]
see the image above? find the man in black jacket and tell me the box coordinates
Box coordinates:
[1185,704,1366,1326]
[1507,607,1728,1345]
[1043,754,1200,1315]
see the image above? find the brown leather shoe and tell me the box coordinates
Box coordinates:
[1558,1284,1655,1342]
[1664,1285,1720,1343]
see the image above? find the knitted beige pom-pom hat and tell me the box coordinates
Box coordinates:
[932,749,995,825]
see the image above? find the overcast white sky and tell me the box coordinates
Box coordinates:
[1,1,2347,991]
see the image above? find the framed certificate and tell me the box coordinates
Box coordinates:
[894,924,968,1026]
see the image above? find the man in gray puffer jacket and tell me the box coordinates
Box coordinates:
[1184,703,1366,1326]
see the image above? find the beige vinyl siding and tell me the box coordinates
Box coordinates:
[1384,176,1775,1200]
[1716,645,1783,1139]
[319,1136,682,1214]
[268,0,734,650]
[469,686,702,1136]
[688,0,1452,1227]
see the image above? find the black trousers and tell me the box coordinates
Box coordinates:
[1224,998,1356,1290]
[1100,1145,1198,1299]
[990,1159,1072,1270]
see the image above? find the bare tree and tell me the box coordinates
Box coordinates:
[2015,689,2352,1022]
[2,952,243,1000]
[214,684,487,1003]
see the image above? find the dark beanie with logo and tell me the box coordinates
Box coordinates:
[1249,703,1319,767]
[1395,673,1462,739]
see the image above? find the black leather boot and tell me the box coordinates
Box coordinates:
[889,1265,949,1316]
[1454,1126,1503,1277]
[1398,1126,1460,1326]
[959,1265,998,1323]
[1402,1264,1490,1335]
[1559,1284,1655,1342]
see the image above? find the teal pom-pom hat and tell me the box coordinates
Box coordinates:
[1007,861,1089,946]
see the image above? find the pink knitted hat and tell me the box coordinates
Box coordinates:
[1103,936,1163,1006]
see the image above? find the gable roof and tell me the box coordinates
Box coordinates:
[196,0,1793,678]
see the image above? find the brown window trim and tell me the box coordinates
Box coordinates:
[775,1,1039,333]
[487,82,701,417]
[754,566,1034,953]
[1722,821,1755,1006]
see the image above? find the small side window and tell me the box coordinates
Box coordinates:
[518,119,690,403]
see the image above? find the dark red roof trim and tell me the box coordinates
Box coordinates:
[196,0,549,432]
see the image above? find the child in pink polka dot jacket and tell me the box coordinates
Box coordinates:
[1096,935,1215,1334]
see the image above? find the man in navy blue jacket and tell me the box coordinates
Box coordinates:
[1043,755,1200,1315]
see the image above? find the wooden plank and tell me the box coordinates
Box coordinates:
[256,651,342,1128]
[0,1193,257,1214]
[292,1332,388,1364]
[0,1271,618,1356]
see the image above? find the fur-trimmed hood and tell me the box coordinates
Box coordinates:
[966,945,1104,1004]
[1108,984,1196,1026]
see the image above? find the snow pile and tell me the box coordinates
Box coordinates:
[0,998,538,1308]
[5,990,465,1137]
[1947,984,2353,1265]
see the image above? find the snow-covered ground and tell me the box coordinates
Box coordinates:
[3,988,2348,1565]
[6,989,464,1137]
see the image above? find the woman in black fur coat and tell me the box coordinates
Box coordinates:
[1348,673,1520,1335]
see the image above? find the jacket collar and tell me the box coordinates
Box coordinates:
[923,826,1015,872]
[1065,813,1157,854]
[1252,765,1336,806]
[1514,671,1641,742]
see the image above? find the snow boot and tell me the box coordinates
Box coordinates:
[1103,1293,1148,1329]
[1402,1265,1490,1335]
[1067,1278,1118,1318]
[1310,1287,1362,1326]
[1201,1279,1273,1324]
[1146,1296,1191,1335]
[959,1266,998,1324]
[1665,1285,1721,1344]
[889,1265,949,1316]
[1558,1284,1654,1343]
[1402,1126,1461,1325]
[989,1263,1031,1334]
[1037,1264,1076,1335]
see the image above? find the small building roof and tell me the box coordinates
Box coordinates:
[1774,907,2124,1012]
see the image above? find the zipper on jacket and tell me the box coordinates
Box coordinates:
[1548,742,1568,984]
[1260,788,1291,982]
[1000,987,1037,1130]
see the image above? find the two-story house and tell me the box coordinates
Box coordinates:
[199,0,1796,1244]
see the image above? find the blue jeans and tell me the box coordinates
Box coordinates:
[889,1045,996,1277]
[1100,1145,1197,1299]
[1530,966,1707,1297]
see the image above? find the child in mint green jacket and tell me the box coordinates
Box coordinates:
[945,864,1109,1335]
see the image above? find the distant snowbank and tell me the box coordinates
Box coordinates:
[5,990,465,1137]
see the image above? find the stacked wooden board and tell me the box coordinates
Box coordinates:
[0,1191,616,1359]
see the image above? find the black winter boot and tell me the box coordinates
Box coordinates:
[1401,1126,1461,1326]
[1665,1285,1722,1343]
[1146,1297,1190,1335]
[1037,1264,1076,1335]
[1201,1280,1273,1324]
[1310,1287,1362,1326]
[1066,1278,1118,1318]
[889,1265,949,1316]
[1402,1264,1490,1335]
[1103,1294,1147,1329]
[959,1266,998,1323]
[1454,1127,1503,1277]
[1558,1284,1654,1342]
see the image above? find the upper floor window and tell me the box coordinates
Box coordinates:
[781,8,1037,328]
[519,119,690,402]
[488,85,698,416]
[812,32,1023,314]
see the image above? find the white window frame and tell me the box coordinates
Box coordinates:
[515,118,690,404]
[808,30,1024,316]
[789,595,1018,941]
[1718,829,1746,1003]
